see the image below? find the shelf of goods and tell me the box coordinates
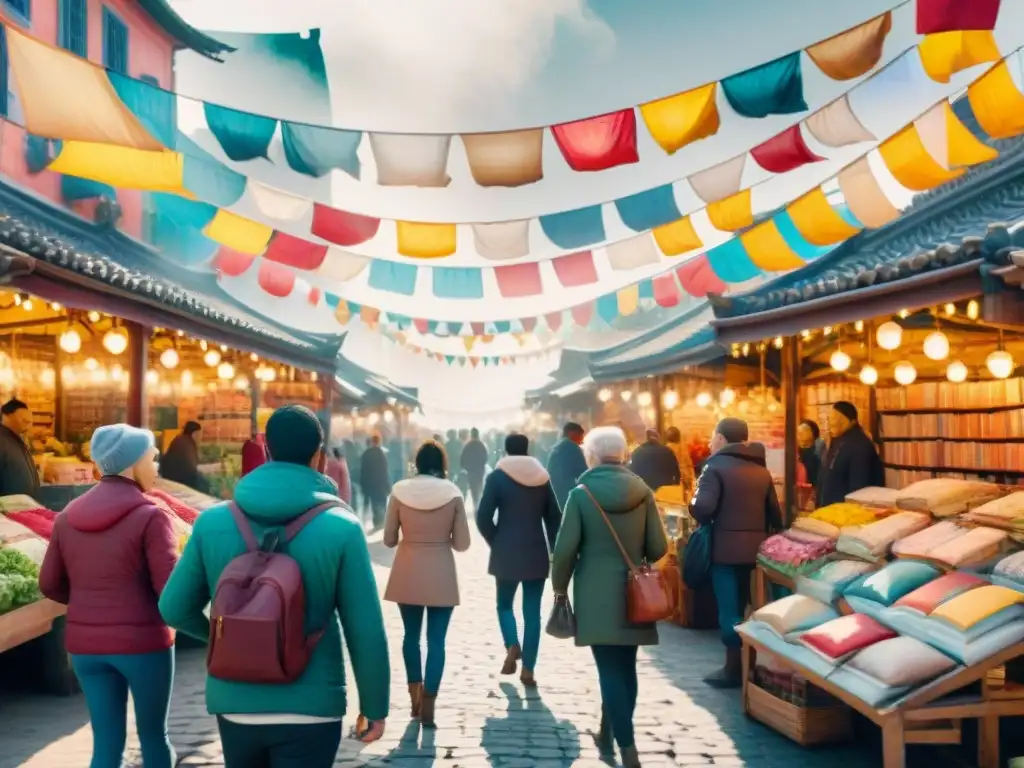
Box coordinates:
[743,478,1024,767]
[0,486,204,694]
[655,487,718,630]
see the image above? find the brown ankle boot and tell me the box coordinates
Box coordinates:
[408,682,423,718]
[501,644,521,675]
[420,692,437,728]
[621,745,642,768]
[520,668,536,687]
[591,713,614,756]
[703,647,743,689]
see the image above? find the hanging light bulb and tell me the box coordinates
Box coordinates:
[967,300,980,320]
[772,336,784,349]
[741,343,750,357]
[145,369,159,385]
[203,350,221,367]
[87,310,101,323]
[61,365,75,384]
[923,330,950,361]
[21,298,32,311]
[986,350,1015,379]
[199,340,208,352]
[13,294,21,306]
[368,413,381,426]
[695,392,712,408]
[58,329,82,354]
[102,328,128,355]
[859,365,879,386]
[83,357,98,371]
[801,329,812,340]
[898,308,910,319]
[50,302,61,312]
[180,370,193,388]
[217,362,235,381]
[829,349,852,372]
[310,372,319,383]
[876,321,903,351]
[110,364,124,382]
[946,360,968,383]
[854,320,865,333]
[598,388,612,403]
[620,390,633,402]
[636,392,652,407]
[160,348,179,369]
[383,411,395,424]
[249,352,259,362]
[720,388,736,406]
[233,375,248,390]
[894,361,918,386]
[823,326,833,336]
[662,390,679,410]
[944,303,957,317]
[40,368,56,388]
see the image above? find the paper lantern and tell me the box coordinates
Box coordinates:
[894,360,917,386]
[59,329,82,354]
[946,360,968,383]
[696,392,712,408]
[103,328,128,355]
[217,362,235,381]
[923,331,950,361]
[637,392,653,407]
[830,349,852,372]
[859,365,878,386]
[84,357,98,371]
[598,388,612,402]
[662,390,679,410]
[160,348,180,369]
[986,350,1014,379]
[876,321,902,350]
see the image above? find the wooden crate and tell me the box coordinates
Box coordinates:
[746,678,853,746]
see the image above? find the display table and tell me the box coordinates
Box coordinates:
[0,598,65,654]
[739,633,1024,767]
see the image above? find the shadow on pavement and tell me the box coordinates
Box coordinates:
[481,681,581,765]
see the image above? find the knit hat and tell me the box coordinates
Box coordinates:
[833,401,859,422]
[266,404,324,465]
[90,424,156,477]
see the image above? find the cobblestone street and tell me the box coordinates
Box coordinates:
[0,534,964,767]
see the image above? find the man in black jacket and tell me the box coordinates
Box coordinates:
[460,427,489,507]
[817,402,884,508]
[629,429,680,492]
[0,399,39,497]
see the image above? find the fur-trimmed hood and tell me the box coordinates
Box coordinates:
[495,455,550,487]
[390,475,463,510]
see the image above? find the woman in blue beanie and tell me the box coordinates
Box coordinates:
[40,424,180,768]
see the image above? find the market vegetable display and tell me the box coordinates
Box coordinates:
[0,547,42,615]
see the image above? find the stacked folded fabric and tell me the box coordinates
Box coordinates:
[928,526,1009,568]
[837,511,932,562]
[826,636,959,707]
[793,503,879,540]
[845,486,900,509]
[798,614,898,672]
[882,584,1024,665]
[796,560,877,606]
[757,532,835,579]
[892,520,968,559]
[738,595,842,678]
[842,561,943,620]
[961,492,1024,533]
[895,479,1001,518]
[992,551,1024,592]
[0,516,38,545]
[0,495,46,514]
[4,508,56,541]
[883,572,987,621]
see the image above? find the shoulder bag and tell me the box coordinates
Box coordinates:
[577,484,673,625]
[682,522,713,589]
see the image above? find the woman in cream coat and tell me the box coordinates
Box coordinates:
[383,441,470,728]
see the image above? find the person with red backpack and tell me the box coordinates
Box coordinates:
[159,405,390,767]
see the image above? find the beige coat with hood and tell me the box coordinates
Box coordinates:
[383,475,471,607]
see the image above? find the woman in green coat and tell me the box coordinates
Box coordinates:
[551,426,668,768]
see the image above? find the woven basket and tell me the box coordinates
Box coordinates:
[746,679,853,746]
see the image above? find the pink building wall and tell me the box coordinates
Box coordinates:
[1,0,178,238]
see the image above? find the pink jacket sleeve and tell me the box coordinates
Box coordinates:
[38,520,70,604]
[144,509,180,595]
[337,460,352,505]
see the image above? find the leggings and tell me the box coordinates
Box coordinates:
[71,649,176,768]
[218,717,342,768]
[496,578,544,671]
[398,604,454,695]
[591,645,639,750]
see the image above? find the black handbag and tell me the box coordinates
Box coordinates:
[682,523,713,589]
[545,593,577,639]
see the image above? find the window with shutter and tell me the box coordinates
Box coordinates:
[1,0,30,22]
[102,7,128,74]
[58,0,87,57]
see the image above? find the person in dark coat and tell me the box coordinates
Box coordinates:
[628,429,681,492]
[159,421,210,494]
[475,433,561,687]
[690,418,782,689]
[546,422,587,511]
[460,427,489,507]
[797,420,826,494]
[444,430,464,492]
[817,402,884,508]
[0,398,40,497]
[360,434,392,529]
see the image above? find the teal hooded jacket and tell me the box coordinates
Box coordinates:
[158,461,390,721]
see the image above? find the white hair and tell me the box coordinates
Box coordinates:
[583,426,628,466]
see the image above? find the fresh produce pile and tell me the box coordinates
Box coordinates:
[0,547,42,614]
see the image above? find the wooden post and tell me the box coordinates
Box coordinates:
[248,373,260,436]
[653,376,664,433]
[782,335,800,524]
[125,322,148,428]
[53,336,65,441]
[319,376,334,443]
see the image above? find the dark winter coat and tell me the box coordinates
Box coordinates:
[690,442,783,565]
[817,425,884,508]
[546,437,588,511]
[461,439,489,478]
[0,425,39,497]
[629,439,681,492]
[39,476,178,655]
[160,433,209,494]
[360,446,392,500]
[476,456,561,583]
[552,463,668,646]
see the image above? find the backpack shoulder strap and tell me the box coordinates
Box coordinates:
[283,501,337,543]
[575,484,638,573]
[228,502,260,553]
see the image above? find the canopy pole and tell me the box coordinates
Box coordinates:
[781,335,800,524]
[126,322,149,428]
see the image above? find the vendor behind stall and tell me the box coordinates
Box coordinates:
[159,421,210,494]
[0,398,40,497]
[817,402,883,508]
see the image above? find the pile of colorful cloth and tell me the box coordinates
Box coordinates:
[792,503,878,539]
[757,531,835,579]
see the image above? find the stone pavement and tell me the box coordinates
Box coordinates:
[0,534,969,767]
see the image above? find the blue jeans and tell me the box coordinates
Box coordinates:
[591,645,639,750]
[218,717,341,768]
[496,579,544,671]
[710,564,754,648]
[399,604,454,695]
[71,649,175,768]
